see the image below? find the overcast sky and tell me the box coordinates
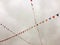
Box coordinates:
[0,0,60,45]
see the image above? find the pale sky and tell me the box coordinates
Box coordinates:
[0,0,60,45]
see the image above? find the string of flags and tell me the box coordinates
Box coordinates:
[0,14,59,42]
[0,23,33,45]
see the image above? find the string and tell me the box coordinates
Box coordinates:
[30,0,43,45]
[0,24,33,45]
[0,14,59,42]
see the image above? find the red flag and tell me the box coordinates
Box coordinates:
[30,0,32,1]
[52,16,55,18]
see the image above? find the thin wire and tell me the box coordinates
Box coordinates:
[32,9,43,45]
[0,24,33,45]
[30,1,43,45]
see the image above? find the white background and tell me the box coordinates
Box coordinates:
[0,0,60,45]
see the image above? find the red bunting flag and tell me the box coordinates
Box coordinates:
[52,16,55,18]
[30,0,32,2]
